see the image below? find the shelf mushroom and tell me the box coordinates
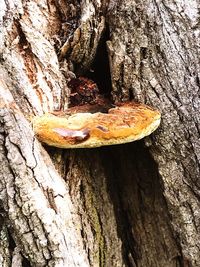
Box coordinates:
[32,102,161,148]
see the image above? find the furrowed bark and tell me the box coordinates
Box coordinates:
[0,0,199,267]
[0,0,93,266]
[107,1,200,266]
[0,84,89,266]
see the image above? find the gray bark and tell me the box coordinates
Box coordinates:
[0,0,199,267]
[107,1,200,265]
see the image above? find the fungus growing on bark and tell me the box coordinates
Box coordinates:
[68,77,100,106]
[32,102,161,148]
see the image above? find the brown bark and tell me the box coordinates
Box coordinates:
[0,0,199,267]
[106,1,200,266]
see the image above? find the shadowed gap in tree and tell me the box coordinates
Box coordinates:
[85,25,112,99]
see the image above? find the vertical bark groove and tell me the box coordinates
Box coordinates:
[0,0,199,266]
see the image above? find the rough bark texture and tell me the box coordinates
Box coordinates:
[107,1,200,266]
[0,0,199,267]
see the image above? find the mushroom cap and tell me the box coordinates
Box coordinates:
[32,102,161,148]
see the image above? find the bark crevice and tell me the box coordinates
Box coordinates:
[1,0,199,266]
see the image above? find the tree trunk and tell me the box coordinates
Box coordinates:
[0,1,199,267]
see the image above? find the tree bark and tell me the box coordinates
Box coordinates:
[0,0,199,267]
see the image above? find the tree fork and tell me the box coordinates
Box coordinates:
[0,1,199,267]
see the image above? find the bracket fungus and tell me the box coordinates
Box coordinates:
[32,102,161,148]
